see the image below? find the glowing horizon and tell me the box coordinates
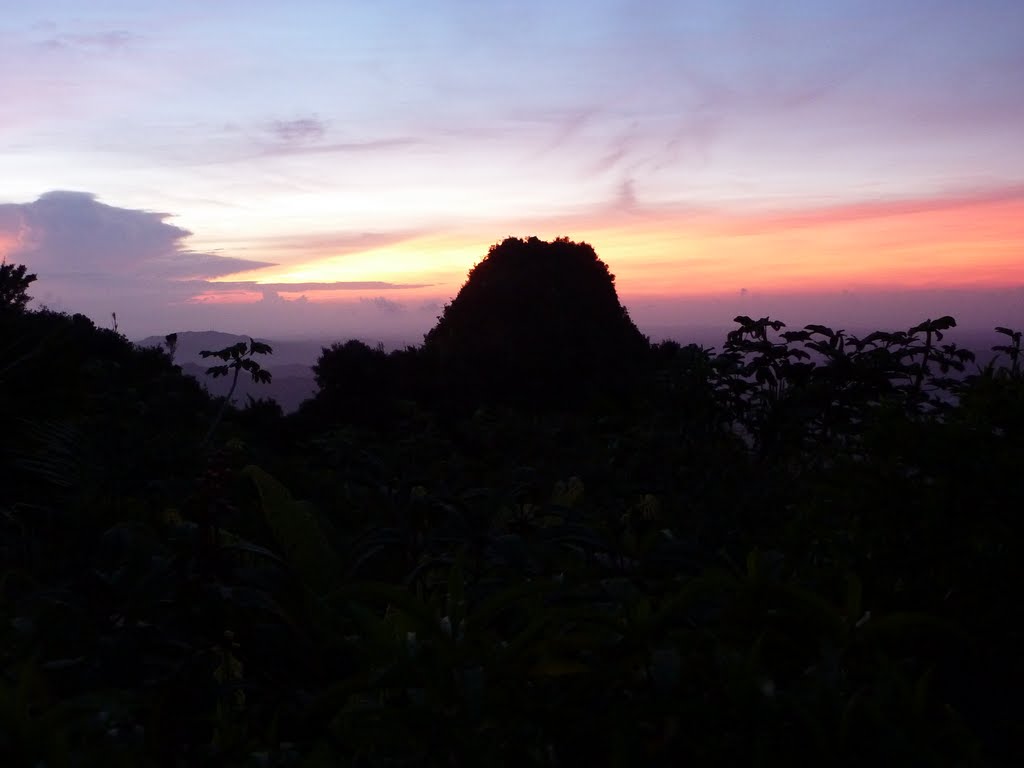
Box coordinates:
[197,188,1024,302]
[1,1,1022,338]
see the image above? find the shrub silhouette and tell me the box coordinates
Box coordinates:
[423,236,649,408]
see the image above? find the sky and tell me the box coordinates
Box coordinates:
[1,0,1022,342]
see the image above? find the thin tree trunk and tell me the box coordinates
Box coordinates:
[203,365,241,449]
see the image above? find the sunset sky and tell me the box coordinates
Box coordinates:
[1,0,1022,341]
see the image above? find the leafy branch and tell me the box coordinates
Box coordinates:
[200,338,273,447]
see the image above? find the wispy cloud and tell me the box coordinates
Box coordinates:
[269,117,326,143]
[37,29,139,53]
[235,230,427,260]
[177,131,422,166]
[716,184,1024,234]
[255,115,414,158]
[360,296,404,313]
[614,178,638,212]
[251,137,421,160]
[587,127,640,177]
[200,280,431,293]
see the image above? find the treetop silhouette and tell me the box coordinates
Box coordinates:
[200,337,273,446]
[0,260,37,312]
[423,236,648,407]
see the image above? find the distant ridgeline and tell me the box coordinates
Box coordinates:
[135,331,320,412]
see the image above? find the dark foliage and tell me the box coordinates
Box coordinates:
[199,338,274,446]
[2,258,1023,767]
[0,261,37,312]
[303,339,397,428]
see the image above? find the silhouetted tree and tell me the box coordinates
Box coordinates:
[200,338,273,446]
[423,236,649,408]
[304,339,397,427]
[0,261,36,311]
[164,332,178,362]
[313,339,387,393]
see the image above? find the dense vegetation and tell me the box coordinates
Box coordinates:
[1,240,1022,766]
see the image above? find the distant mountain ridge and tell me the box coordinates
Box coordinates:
[134,331,320,412]
[135,331,326,368]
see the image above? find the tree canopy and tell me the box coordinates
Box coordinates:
[0,261,37,311]
[423,236,649,407]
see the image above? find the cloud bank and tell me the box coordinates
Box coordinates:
[0,191,434,336]
[0,191,272,280]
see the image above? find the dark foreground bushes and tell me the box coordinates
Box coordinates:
[2,308,1022,766]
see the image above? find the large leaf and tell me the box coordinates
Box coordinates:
[243,465,340,594]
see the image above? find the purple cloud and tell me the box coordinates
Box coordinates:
[360,296,404,313]
[259,288,308,305]
[0,191,440,337]
[0,191,272,280]
[269,117,326,143]
[615,178,638,211]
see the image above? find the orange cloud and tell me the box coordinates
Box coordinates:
[185,290,264,305]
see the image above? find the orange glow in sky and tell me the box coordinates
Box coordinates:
[194,191,1024,306]
[0,216,29,261]
[0,233,16,260]
[597,193,1024,297]
[185,290,265,305]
